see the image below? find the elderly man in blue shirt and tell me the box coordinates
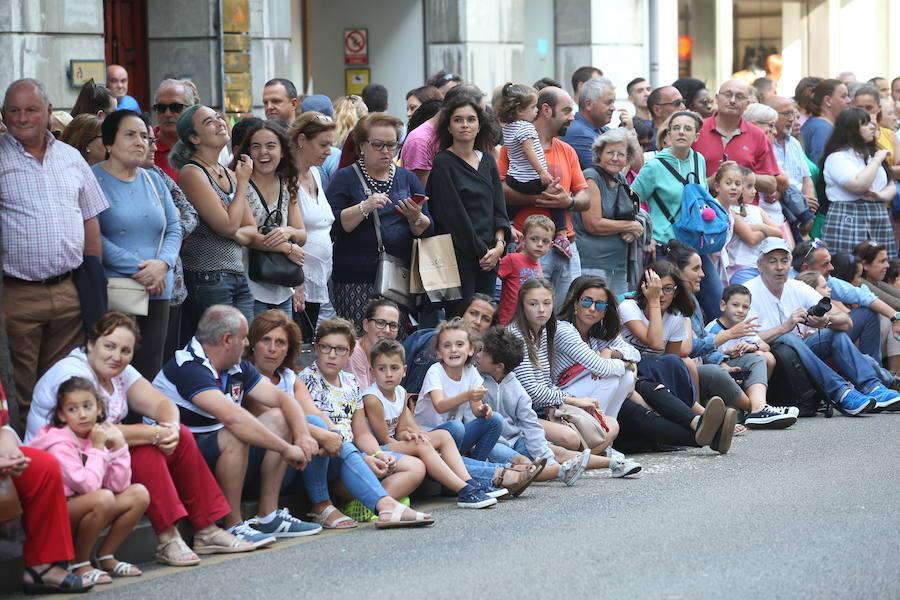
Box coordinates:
[766,96,818,235]
[791,239,900,386]
[561,77,629,170]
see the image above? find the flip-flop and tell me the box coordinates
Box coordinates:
[374,504,434,529]
[22,564,92,595]
[308,505,358,529]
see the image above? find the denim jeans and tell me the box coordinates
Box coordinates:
[299,416,388,511]
[847,307,882,363]
[775,332,879,402]
[486,436,531,463]
[581,267,628,297]
[254,297,292,318]
[540,241,582,310]
[432,413,505,461]
[183,271,254,340]
[697,254,723,320]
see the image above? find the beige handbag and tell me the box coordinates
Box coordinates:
[549,403,607,450]
[106,170,165,316]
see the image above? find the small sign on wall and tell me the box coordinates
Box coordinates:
[69,60,106,87]
[345,68,370,95]
[344,28,368,65]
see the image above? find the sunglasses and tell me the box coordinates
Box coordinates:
[153,102,186,114]
[580,296,608,311]
[803,238,825,262]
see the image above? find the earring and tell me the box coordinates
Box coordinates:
[298,145,303,149]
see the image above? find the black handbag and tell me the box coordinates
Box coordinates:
[247,179,305,288]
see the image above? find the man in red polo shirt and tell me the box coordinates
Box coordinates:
[152,79,197,182]
[693,80,780,194]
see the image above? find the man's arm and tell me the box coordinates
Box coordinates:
[83,217,101,257]
[246,378,316,453]
[757,307,808,343]
[754,174,777,194]
[192,389,293,454]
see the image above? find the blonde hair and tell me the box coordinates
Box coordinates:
[333,95,368,145]
[433,318,478,366]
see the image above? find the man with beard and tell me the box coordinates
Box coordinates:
[498,86,590,308]
[152,79,197,181]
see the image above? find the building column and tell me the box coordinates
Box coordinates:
[424,0,525,97]
[249,0,296,115]
[0,0,105,110]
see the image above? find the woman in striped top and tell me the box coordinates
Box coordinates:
[506,278,634,471]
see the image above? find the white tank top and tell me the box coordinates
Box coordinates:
[361,383,406,437]
[727,204,765,270]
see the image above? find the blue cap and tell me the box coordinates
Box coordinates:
[301,94,333,117]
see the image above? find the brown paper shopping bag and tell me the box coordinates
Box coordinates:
[410,235,463,303]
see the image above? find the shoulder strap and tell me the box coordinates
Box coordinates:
[655,157,689,185]
[185,160,217,186]
[651,191,676,224]
[352,163,384,252]
[141,169,166,259]
[248,177,285,228]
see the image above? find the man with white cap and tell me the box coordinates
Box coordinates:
[745,237,900,414]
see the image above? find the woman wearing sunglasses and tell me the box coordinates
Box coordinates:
[559,275,737,455]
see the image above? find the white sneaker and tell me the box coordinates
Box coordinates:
[558,449,590,486]
[605,445,625,461]
[769,404,800,418]
[609,457,642,478]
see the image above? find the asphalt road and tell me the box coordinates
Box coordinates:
[24,411,900,600]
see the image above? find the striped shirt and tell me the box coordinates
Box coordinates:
[0,132,108,280]
[502,120,547,182]
[586,335,642,363]
[507,320,626,409]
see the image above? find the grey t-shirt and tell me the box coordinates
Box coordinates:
[572,167,631,270]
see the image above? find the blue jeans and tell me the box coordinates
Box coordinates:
[432,413,505,461]
[299,416,388,511]
[540,241,582,310]
[486,436,531,463]
[183,271,254,339]
[847,306,882,363]
[581,267,628,296]
[697,254,723,321]
[776,332,880,402]
[254,297,292,318]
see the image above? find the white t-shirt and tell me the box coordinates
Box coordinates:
[745,276,823,332]
[618,298,686,356]
[727,204,765,270]
[824,148,889,203]
[414,363,483,429]
[362,383,406,438]
[26,348,142,442]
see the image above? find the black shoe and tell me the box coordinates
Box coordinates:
[710,408,738,454]
[23,564,93,595]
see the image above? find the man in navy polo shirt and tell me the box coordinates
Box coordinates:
[154,305,322,546]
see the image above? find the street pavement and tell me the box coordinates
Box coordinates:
[24,411,900,600]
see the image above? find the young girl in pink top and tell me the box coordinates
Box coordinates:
[28,377,150,585]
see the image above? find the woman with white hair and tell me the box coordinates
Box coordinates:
[742,103,793,243]
[573,127,645,295]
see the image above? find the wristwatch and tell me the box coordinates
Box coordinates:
[891,312,900,322]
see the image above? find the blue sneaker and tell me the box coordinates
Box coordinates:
[249,508,322,538]
[866,385,900,413]
[471,479,508,499]
[838,390,876,416]
[227,521,276,548]
[456,484,497,509]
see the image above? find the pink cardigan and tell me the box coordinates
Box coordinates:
[28,425,132,497]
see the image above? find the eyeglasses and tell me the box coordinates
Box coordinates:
[153,102,186,114]
[777,110,794,117]
[580,296,608,311]
[661,284,679,295]
[602,150,627,159]
[367,140,399,152]
[316,343,350,356]
[719,92,748,102]
[370,318,400,332]
[657,99,686,108]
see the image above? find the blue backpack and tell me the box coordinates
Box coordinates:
[650,153,729,255]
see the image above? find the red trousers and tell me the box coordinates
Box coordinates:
[14,447,74,567]
[129,425,229,533]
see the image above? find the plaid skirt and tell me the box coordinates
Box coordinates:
[821,201,896,256]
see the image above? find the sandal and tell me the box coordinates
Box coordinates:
[498,456,547,498]
[374,504,435,529]
[69,562,111,585]
[308,505,358,529]
[733,423,748,436]
[193,527,255,555]
[23,563,92,595]
[155,537,201,566]
[96,555,142,577]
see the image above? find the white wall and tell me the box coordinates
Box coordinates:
[309,0,425,121]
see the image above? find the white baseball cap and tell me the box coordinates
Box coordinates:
[758,237,791,256]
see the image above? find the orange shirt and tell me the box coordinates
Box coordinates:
[498,138,587,238]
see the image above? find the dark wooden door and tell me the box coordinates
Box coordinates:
[104,0,150,110]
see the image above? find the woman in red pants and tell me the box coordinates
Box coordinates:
[1,382,90,594]
[26,312,252,567]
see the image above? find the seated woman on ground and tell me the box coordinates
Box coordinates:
[297,317,434,528]
[28,377,149,585]
[362,338,543,506]
[506,278,642,476]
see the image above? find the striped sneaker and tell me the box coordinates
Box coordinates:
[249,508,321,538]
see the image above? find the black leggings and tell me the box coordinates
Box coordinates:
[614,378,699,453]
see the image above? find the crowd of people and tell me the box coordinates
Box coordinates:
[2,62,900,594]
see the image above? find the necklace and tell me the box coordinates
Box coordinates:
[299,169,318,199]
[195,155,225,179]
[357,158,394,194]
